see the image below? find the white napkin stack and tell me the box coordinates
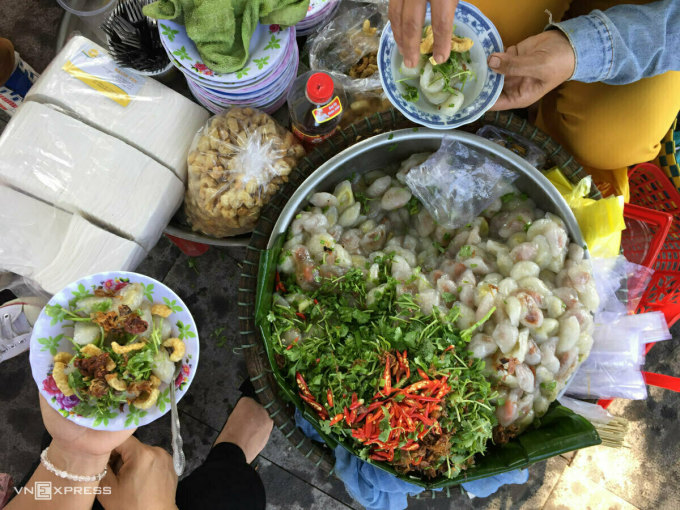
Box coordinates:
[0,186,145,294]
[0,102,184,252]
[25,35,210,181]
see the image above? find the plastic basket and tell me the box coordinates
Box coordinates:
[628,163,680,328]
[621,203,673,268]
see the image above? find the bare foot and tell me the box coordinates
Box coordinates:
[214,397,274,463]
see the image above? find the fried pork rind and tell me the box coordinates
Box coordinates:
[52,361,74,396]
[163,337,185,362]
[150,375,161,389]
[451,35,474,53]
[420,25,473,56]
[420,25,435,54]
[111,341,146,354]
[133,388,160,410]
[53,352,73,364]
[185,107,304,237]
[362,19,377,36]
[88,378,108,398]
[105,373,127,391]
[151,304,172,318]
[92,311,118,332]
[127,379,154,396]
[349,52,378,79]
[81,344,103,357]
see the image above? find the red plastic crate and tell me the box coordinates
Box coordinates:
[628,163,680,328]
[622,203,673,268]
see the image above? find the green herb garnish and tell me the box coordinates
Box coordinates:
[401,84,419,102]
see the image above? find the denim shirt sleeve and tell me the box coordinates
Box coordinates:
[549,0,680,85]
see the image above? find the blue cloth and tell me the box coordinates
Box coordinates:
[294,410,528,510]
[550,0,680,84]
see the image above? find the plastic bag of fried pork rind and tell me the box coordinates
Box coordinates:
[184,107,305,238]
[404,136,518,229]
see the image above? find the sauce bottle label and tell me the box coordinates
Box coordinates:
[312,96,342,124]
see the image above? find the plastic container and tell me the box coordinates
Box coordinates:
[288,71,345,149]
[622,202,672,268]
[56,0,116,44]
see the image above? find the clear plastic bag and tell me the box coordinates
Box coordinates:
[581,326,645,369]
[404,136,518,229]
[476,125,548,169]
[334,74,392,128]
[185,107,305,238]
[566,310,670,400]
[614,311,671,344]
[306,3,386,95]
[566,367,647,400]
[591,256,655,323]
[558,395,618,424]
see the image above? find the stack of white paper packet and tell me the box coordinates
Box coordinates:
[0,186,145,294]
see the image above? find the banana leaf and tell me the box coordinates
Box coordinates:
[254,239,601,489]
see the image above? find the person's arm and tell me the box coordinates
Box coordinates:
[6,395,135,510]
[7,446,109,510]
[551,0,680,84]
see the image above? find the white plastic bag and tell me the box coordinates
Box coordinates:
[0,101,183,251]
[404,136,518,229]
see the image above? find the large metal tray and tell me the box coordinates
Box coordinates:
[268,128,584,249]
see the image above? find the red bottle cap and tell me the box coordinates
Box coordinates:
[306,72,334,104]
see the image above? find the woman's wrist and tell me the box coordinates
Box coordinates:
[47,441,110,478]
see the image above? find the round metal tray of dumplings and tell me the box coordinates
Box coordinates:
[238,108,600,499]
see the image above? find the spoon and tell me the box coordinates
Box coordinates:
[170,363,186,476]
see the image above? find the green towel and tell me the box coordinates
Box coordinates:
[144,0,309,73]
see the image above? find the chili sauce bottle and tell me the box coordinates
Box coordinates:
[287,71,345,148]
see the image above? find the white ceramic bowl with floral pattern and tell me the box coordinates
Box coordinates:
[29,271,199,431]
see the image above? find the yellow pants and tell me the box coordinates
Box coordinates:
[470,0,680,199]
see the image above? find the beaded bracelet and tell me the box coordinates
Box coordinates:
[40,447,108,483]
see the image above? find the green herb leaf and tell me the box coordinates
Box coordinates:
[458,245,473,259]
[401,84,419,102]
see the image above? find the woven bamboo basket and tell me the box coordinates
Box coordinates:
[238,109,599,499]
